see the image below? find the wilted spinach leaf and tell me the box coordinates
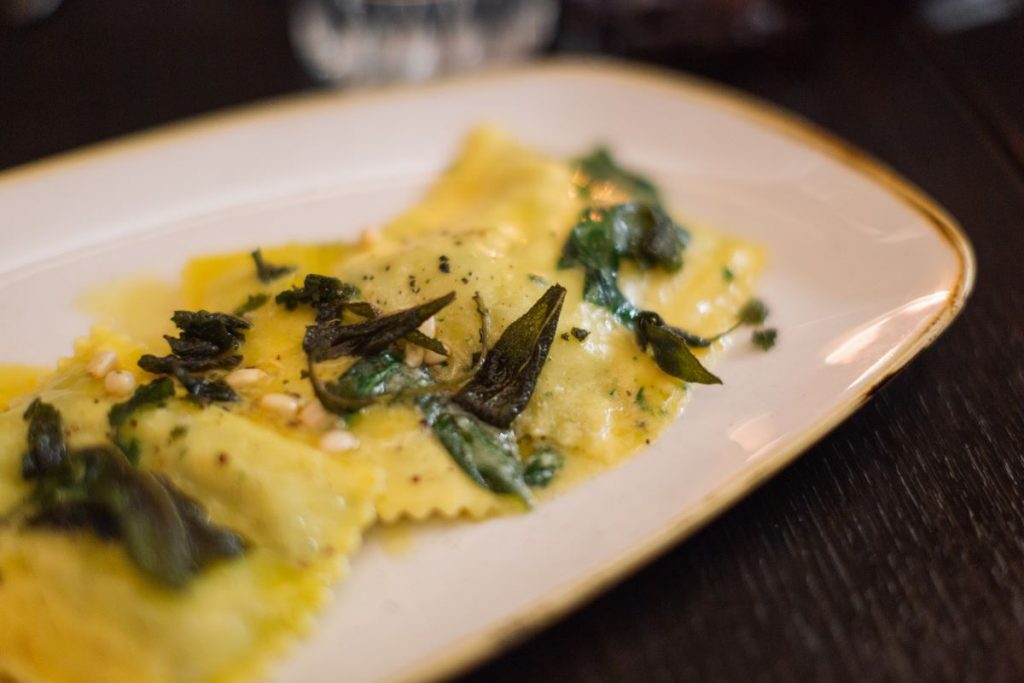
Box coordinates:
[419,395,534,507]
[575,147,663,207]
[455,285,565,428]
[310,351,433,415]
[559,204,688,325]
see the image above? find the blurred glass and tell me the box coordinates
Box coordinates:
[289,0,560,85]
[558,0,801,55]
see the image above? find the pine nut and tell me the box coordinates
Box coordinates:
[104,370,136,397]
[319,429,360,453]
[299,399,332,429]
[404,343,425,368]
[225,367,267,390]
[87,350,118,378]
[259,393,299,419]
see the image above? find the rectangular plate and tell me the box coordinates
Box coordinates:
[0,59,973,682]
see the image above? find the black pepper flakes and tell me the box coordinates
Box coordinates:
[571,327,590,341]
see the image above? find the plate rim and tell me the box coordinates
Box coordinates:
[0,57,976,683]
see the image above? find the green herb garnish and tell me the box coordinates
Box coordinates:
[575,147,662,206]
[303,292,455,362]
[419,396,533,507]
[20,399,66,479]
[250,248,295,284]
[276,274,361,323]
[233,293,269,316]
[138,310,248,404]
[738,299,769,326]
[558,204,688,325]
[108,378,175,463]
[570,327,590,341]
[752,328,778,351]
[310,351,433,414]
[454,285,565,428]
[723,266,735,282]
[635,312,722,385]
[523,448,564,488]
[18,401,245,587]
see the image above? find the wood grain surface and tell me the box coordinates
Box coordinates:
[2,3,1022,681]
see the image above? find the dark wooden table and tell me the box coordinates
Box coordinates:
[3,2,1023,681]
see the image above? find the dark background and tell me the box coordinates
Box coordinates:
[3,1,1024,681]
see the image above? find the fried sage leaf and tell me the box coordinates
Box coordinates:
[276,274,361,322]
[169,310,249,355]
[19,404,245,587]
[454,285,566,429]
[138,309,247,403]
[419,396,534,507]
[250,248,295,284]
[635,312,722,385]
[21,399,67,479]
[303,292,455,362]
[233,292,269,316]
[108,378,175,463]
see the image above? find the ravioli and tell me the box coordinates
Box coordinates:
[180,127,765,520]
[0,127,770,682]
[0,329,379,683]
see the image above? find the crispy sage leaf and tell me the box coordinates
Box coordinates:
[419,396,534,507]
[636,312,722,385]
[84,446,197,587]
[276,274,361,322]
[20,404,245,588]
[250,248,295,284]
[303,292,455,362]
[21,399,67,479]
[169,310,249,355]
[233,293,269,316]
[454,285,566,428]
[108,378,175,464]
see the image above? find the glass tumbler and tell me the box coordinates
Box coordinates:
[289,0,560,85]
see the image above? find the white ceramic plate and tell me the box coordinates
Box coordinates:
[0,59,973,683]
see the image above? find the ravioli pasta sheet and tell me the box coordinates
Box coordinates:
[0,127,768,682]
[0,330,379,683]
